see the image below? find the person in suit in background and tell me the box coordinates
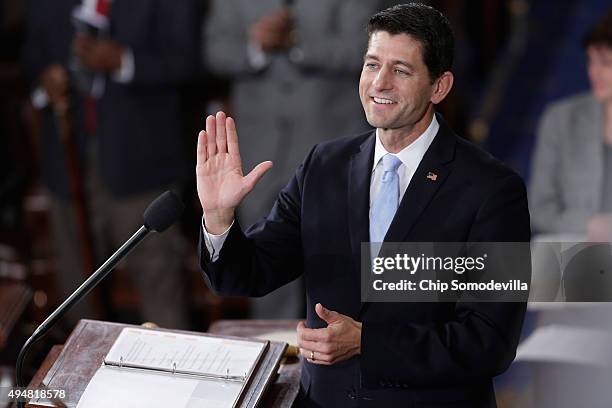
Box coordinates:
[529,9,612,240]
[197,4,530,406]
[203,0,389,319]
[24,0,197,328]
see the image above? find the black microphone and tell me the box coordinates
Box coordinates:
[15,191,184,403]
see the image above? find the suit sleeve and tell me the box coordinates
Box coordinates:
[360,174,530,387]
[128,0,198,86]
[528,104,590,234]
[199,147,318,297]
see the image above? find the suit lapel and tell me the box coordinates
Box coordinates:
[347,132,376,259]
[345,132,375,319]
[384,117,456,242]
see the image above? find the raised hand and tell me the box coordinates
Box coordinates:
[196,111,272,234]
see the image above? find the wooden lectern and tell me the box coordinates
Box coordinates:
[26,319,302,407]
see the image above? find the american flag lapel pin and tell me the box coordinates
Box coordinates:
[426,171,438,181]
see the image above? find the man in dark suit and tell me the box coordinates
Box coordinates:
[197,4,529,407]
[24,0,197,328]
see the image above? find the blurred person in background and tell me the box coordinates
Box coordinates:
[204,0,388,319]
[23,0,198,328]
[529,9,612,241]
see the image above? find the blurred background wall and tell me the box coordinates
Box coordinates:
[2,1,612,407]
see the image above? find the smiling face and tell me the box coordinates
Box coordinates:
[359,31,452,145]
[587,45,612,104]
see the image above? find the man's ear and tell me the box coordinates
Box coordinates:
[430,71,454,104]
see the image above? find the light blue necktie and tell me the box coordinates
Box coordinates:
[370,154,403,244]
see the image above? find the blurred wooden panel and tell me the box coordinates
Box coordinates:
[0,279,32,349]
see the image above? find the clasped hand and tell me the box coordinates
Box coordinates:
[72,34,123,72]
[249,6,295,52]
[297,303,362,365]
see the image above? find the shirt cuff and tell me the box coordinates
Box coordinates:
[112,47,135,83]
[247,41,269,70]
[31,87,49,109]
[201,217,234,262]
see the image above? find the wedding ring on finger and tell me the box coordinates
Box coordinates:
[310,350,315,361]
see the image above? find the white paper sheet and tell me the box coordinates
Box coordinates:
[105,328,265,379]
[76,328,268,408]
[76,364,243,408]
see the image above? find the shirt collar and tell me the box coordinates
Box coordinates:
[372,114,440,172]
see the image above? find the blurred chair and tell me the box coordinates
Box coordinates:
[0,246,32,392]
[562,243,612,302]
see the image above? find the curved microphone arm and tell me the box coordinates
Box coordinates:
[15,226,150,407]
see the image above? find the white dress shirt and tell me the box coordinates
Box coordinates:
[203,115,439,261]
[369,115,439,210]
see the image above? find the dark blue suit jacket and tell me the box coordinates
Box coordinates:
[24,0,197,198]
[200,115,530,407]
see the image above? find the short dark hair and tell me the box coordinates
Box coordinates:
[582,9,612,49]
[367,3,454,81]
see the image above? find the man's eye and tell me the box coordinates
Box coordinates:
[395,69,409,76]
[365,63,378,70]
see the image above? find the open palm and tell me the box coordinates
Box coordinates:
[196,112,272,232]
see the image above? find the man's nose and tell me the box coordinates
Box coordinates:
[372,68,393,91]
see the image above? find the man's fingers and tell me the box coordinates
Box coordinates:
[299,348,342,366]
[215,111,227,154]
[315,303,342,324]
[298,338,336,355]
[196,130,208,163]
[296,320,307,342]
[299,347,332,363]
[206,115,217,156]
[226,116,240,156]
[244,161,273,191]
[326,349,354,365]
[298,326,331,343]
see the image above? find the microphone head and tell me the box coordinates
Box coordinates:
[143,191,184,232]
